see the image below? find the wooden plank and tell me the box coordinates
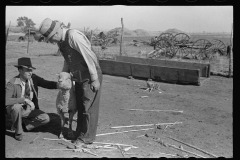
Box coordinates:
[116,56,209,78]
[116,56,149,65]
[177,68,200,85]
[150,66,178,82]
[151,65,200,85]
[147,58,166,66]
[99,60,131,77]
[131,63,150,78]
[100,59,200,85]
[99,60,115,75]
[112,61,131,77]
[158,60,207,78]
[164,67,179,82]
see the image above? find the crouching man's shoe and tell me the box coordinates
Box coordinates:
[15,133,23,141]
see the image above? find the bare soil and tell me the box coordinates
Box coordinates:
[5,41,232,158]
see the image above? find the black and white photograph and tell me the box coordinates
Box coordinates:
[5,5,233,158]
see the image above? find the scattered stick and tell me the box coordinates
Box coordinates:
[150,136,205,158]
[93,142,138,148]
[77,148,99,157]
[49,139,99,156]
[43,138,71,142]
[96,128,154,136]
[159,152,178,157]
[124,152,135,155]
[135,134,145,138]
[167,143,207,158]
[30,135,40,144]
[164,125,170,131]
[152,138,168,147]
[123,146,132,151]
[133,85,140,87]
[140,96,148,98]
[51,148,75,151]
[167,136,218,158]
[117,145,125,157]
[102,145,118,149]
[110,121,183,129]
[121,108,183,113]
[44,137,138,149]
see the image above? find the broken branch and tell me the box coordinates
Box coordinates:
[93,142,138,148]
[167,143,207,158]
[96,128,154,136]
[121,108,183,113]
[159,152,178,157]
[167,136,218,158]
[51,148,75,151]
[117,145,125,157]
[30,135,40,144]
[110,121,182,129]
[51,142,99,156]
[82,148,99,156]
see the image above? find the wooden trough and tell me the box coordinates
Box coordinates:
[99,56,210,86]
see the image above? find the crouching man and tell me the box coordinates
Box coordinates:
[5,57,58,141]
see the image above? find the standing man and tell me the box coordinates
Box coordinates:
[38,18,102,146]
[5,57,58,141]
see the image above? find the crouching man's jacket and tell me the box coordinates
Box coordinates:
[6,74,58,110]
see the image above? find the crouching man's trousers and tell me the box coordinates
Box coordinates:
[6,104,50,134]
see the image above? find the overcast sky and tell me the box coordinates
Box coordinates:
[6,6,233,33]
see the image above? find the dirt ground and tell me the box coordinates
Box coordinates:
[5,45,233,158]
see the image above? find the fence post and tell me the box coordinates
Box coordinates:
[120,18,124,56]
[228,23,233,78]
[5,21,11,47]
[90,30,93,44]
[27,28,30,54]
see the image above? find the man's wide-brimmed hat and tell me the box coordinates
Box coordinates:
[14,57,36,70]
[38,18,61,42]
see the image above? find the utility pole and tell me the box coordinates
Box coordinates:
[120,18,124,56]
[228,23,233,78]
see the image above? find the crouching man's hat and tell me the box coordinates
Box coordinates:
[38,18,61,42]
[14,57,36,70]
